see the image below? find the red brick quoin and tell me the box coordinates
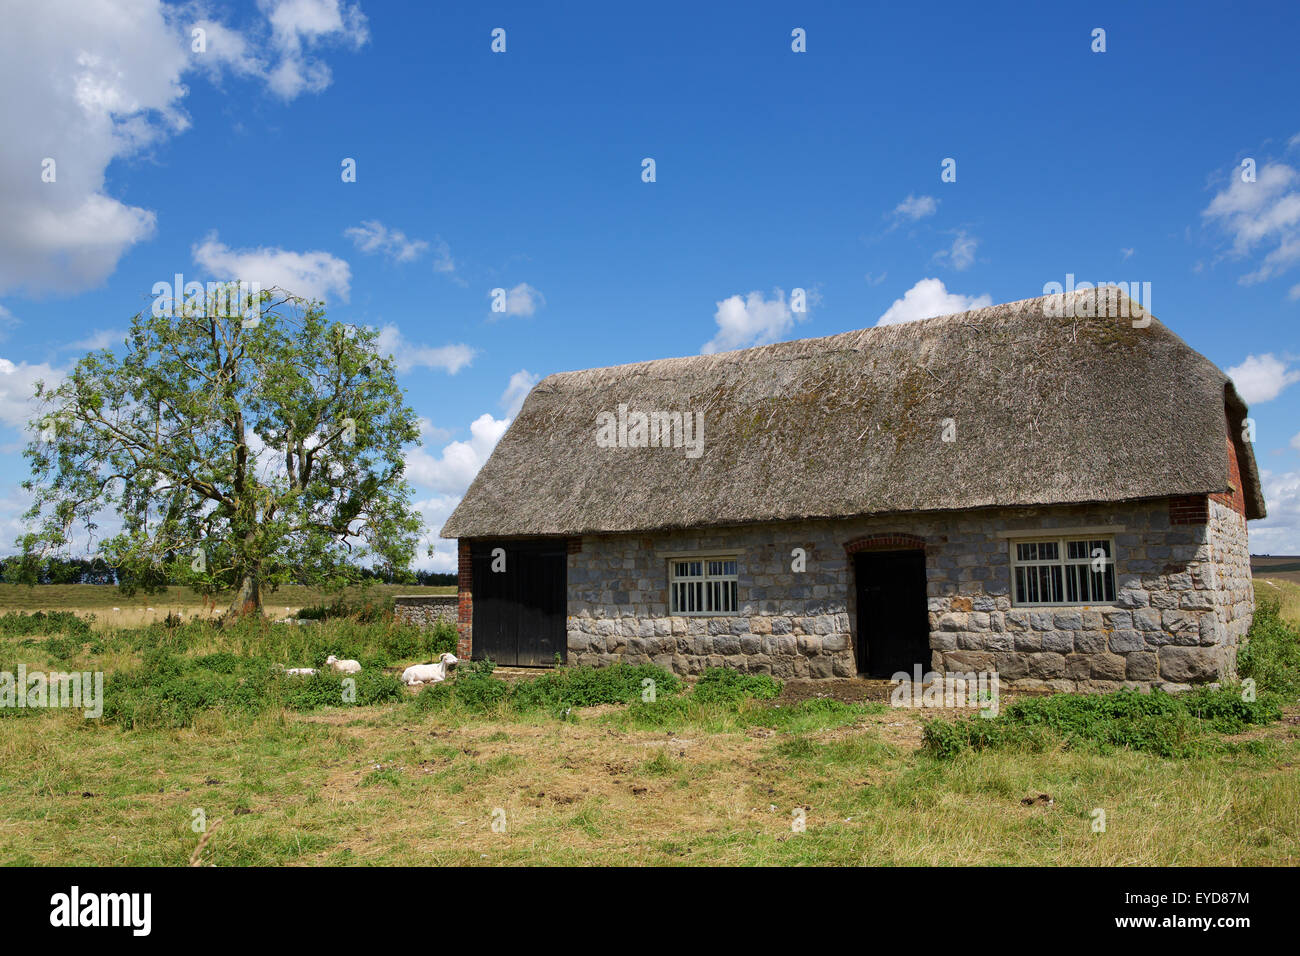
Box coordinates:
[843,533,927,554]
[456,540,473,660]
[1170,422,1249,526]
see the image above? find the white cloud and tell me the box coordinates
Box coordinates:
[415,417,452,445]
[407,412,510,496]
[1121,247,1135,259]
[374,325,475,375]
[64,328,125,352]
[1226,353,1300,404]
[430,237,456,277]
[1290,431,1300,452]
[0,357,62,430]
[407,371,545,564]
[1250,469,1300,554]
[489,282,545,319]
[344,220,429,263]
[500,369,539,418]
[936,231,977,271]
[0,305,18,342]
[192,232,351,302]
[412,493,461,572]
[892,195,938,223]
[1202,154,1300,287]
[1289,282,1300,301]
[190,19,263,80]
[259,0,370,99]
[875,278,992,327]
[0,1,366,297]
[702,288,807,354]
[0,2,179,294]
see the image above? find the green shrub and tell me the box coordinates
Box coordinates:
[1182,685,1282,734]
[510,662,681,710]
[921,716,1054,759]
[922,687,1281,760]
[1238,598,1300,702]
[0,611,94,638]
[690,667,781,704]
[101,642,404,729]
[296,595,395,623]
[42,635,84,661]
[412,659,511,714]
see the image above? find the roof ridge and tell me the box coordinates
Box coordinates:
[545,288,1150,384]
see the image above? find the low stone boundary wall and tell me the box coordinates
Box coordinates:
[394,595,457,628]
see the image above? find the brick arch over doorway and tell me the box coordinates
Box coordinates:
[844,533,927,554]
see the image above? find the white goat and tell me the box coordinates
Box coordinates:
[401,653,459,686]
[325,655,362,674]
[283,667,318,677]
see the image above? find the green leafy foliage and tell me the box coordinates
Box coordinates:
[1238,597,1300,702]
[414,660,687,716]
[100,649,404,729]
[922,687,1281,760]
[20,287,423,615]
[510,662,682,709]
[0,611,93,638]
[689,667,781,704]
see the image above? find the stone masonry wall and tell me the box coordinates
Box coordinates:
[1206,497,1253,677]
[565,498,1251,691]
[394,595,458,629]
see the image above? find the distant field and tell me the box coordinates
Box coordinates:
[1253,556,1300,586]
[0,583,454,627]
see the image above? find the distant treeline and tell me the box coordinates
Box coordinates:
[0,556,456,587]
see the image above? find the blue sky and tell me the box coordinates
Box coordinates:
[1,0,1299,570]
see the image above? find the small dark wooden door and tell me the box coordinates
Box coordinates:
[471,540,568,667]
[853,550,931,677]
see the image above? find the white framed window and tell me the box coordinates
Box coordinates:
[670,556,738,615]
[1010,537,1116,606]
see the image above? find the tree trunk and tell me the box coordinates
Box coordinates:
[227,573,261,617]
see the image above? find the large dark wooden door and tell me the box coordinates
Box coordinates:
[853,550,931,677]
[471,540,568,667]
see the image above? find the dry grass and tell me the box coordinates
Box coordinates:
[0,583,453,630]
[1256,577,1300,625]
[1,694,1296,866]
[0,578,1295,866]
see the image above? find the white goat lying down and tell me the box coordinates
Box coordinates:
[278,666,317,677]
[402,653,459,686]
[325,655,362,674]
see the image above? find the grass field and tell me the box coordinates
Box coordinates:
[1252,555,1300,585]
[0,583,454,629]
[0,579,1295,866]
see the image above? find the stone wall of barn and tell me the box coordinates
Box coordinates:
[565,497,1251,691]
[393,595,458,628]
[1205,497,1254,676]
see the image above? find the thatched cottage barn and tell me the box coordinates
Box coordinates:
[441,290,1264,692]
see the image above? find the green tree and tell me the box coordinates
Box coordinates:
[21,287,423,615]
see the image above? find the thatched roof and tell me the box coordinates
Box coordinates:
[442,291,1265,538]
